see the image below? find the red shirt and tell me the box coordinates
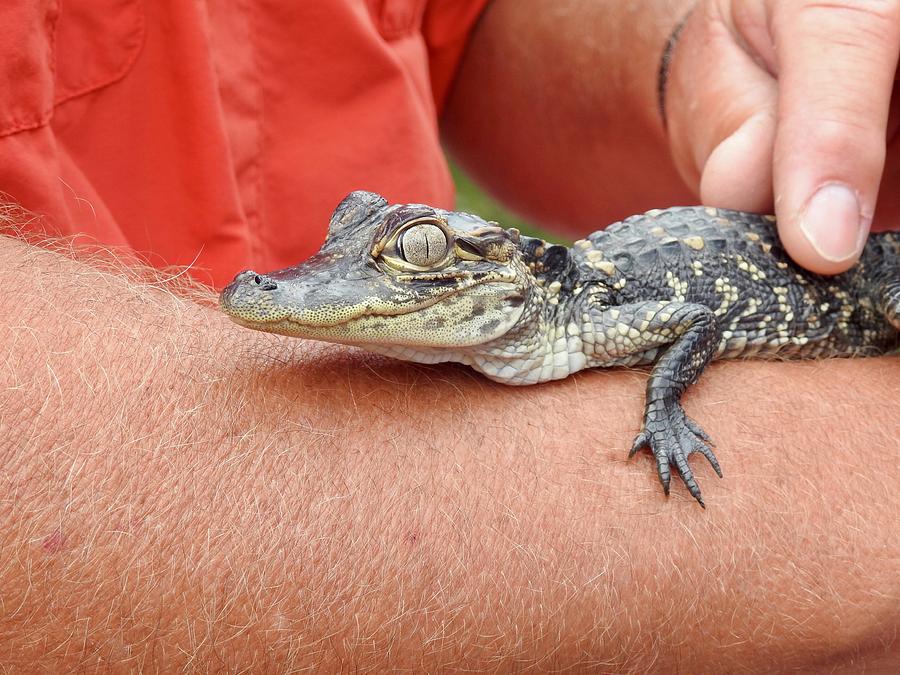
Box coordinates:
[0,0,488,287]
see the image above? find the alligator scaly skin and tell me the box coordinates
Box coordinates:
[221,193,900,505]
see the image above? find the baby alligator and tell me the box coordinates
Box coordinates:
[221,191,900,506]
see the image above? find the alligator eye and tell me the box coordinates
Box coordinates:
[398,223,448,267]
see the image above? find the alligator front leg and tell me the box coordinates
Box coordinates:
[629,304,723,506]
[585,301,722,506]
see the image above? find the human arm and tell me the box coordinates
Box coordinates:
[1,233,898,670]
[442,0,696,238]
[443,0,900,274]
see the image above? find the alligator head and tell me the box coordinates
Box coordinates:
[219,191,575,353]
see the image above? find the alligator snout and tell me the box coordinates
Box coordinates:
[219,270,283,323]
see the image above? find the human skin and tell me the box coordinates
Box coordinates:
[3,0,900,670]
[2,235,899,671]
[443,0,900,274]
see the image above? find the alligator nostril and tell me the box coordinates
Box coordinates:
[254,276,277,291]
[244,271,276,290]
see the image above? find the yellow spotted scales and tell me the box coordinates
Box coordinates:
[221,192,900,506]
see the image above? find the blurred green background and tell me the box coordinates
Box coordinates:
[450,162,569,245]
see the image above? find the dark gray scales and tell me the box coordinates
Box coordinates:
[578,207,899,356]
[562,206,899,505]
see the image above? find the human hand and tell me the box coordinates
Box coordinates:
[663,0,900,274]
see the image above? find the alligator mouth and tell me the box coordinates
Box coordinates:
[224,276,516,331]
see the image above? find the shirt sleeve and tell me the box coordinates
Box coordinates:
[422,0,492,113]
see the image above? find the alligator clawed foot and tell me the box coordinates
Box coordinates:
[629,401,722,507]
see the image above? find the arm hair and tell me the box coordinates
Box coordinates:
[1,231,898,670]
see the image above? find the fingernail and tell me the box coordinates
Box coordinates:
[799,183,867,262]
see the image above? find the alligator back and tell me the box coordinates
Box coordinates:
[571,207,900,358]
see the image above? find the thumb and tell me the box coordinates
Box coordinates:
[770,0,900,274]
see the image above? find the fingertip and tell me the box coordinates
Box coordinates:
[699,111,775,212]
[778,182,871,275]
[767,2,896,274]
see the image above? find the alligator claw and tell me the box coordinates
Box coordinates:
[629,401,721,506]
[683,416,713,445]
[628,431,650,458]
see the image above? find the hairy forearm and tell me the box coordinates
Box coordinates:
[443,0,696,234]
[1,235,898,670]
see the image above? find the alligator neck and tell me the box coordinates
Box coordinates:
[468,280,591,385]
